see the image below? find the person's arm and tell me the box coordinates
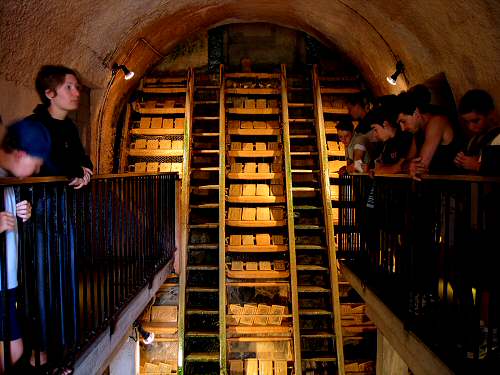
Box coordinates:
[0,211,15,233]
[67,122,94,188]
[375,159,405,174]
[409,120,444,179]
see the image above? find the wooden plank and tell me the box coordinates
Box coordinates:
[227,172,283,180]
[226,220,286,228]
[218,64,227,373]
[312,65,345,375]
[228,108,280,115]
[128,149,183,157]
[226,88,280,95]
[320,87,361,94]
[227,151,281,157]
[143,87,186,94]
[226,270,290,279]
[134,107,185,114]
[130,128,184,136]
[280,64,302,374]
[323,107,349,115]
[119,104,132,172]
[225,72,280,79]
[226,245,288,253]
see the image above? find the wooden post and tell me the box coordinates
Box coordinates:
[311,64,345,375]
[219,64,228,374]
[118,104,132,172]
[177,68,194,374]
[280,64,302,374]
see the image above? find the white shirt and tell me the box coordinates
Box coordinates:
[0,167,18,290]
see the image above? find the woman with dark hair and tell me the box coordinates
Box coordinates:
[396,85,458,179]
[369,107,416,174]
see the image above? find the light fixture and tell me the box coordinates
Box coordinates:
[132,321,155,345]
[112,63,135,80]
[386,61,404,86]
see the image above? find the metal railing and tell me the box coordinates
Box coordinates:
[0,173,177,373]
[339,173,500,374]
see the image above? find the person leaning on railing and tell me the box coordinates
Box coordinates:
[0,118,51,373]
[454,89,500,175]
[336,120,370,174]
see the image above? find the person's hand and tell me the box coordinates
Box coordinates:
[0,211,15,233]
[345,164,355,174]
[409,157,427,181]
[454,152,480,172]
[69,167,93,189]
[16,200,32,222]
[338,166,347,176]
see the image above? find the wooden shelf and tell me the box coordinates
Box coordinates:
[325,128,338,135]
[227,150,281,157]
[226,88,280,95]
[130,128,184,136]
[228,129,280,136]
[323,107,349,115]
[227,172,283,180]
[226,245,288,253]
[134,107,185,115]
[228,108,280,115]
[298,286,330,293]
[184,353,219,362]
[142,87,186,94]
[226,220,287,228]
[328,150,345,157]
[128,149,183,157]
[141,322,177,334]
[226,282,289,287]
[226,196,286,204]
[144,77,186,84]
[225,73,280,79]
[227,270,289,279]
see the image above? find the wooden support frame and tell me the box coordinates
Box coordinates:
[312,64,345,375]
[219,64,228,374]
[118,104,132,172]
[280,64,302,374]
[177,68,194,374]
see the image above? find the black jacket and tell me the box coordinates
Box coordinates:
[29,105,93,178]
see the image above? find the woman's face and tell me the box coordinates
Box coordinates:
[337,130,353,146]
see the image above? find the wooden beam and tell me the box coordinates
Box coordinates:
[341,264,454,375]
[280,64,302,375]
[312,64,345,375]
[219,64,228,374]
[118,104,132,172]
[177,68,194,373]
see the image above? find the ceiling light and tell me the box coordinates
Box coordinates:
[112,64,135,80]
[386,61,404,86]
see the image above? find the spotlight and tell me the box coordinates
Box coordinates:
[133,321,155,345]
[112,63,135,80]
[386,61,404,86]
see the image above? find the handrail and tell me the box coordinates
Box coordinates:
[338,174,500,374]
[0,173,178,372]
[345,172,500,183]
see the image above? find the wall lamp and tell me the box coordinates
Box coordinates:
[386,61,404,86]
[112,63,135,80]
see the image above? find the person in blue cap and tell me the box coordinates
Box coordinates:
[0,117,51,372]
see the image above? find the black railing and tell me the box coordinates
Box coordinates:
[0,173,177,373]
[339,174,500,374]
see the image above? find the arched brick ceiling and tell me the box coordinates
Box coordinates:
[1,0,499,171]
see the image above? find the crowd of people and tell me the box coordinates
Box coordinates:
[339,86,500,179]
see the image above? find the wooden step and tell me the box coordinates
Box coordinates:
[187,265,218,271]
[194,100,218,105]
[292,187,319,192]
[290,134,316,139]
[320,87,361,94]
[226,245,287,253]
[226,220,286,228]
[228,129,280,136]
[297,265,329,272]
[194,116,219,121]
[130,128,184,136]
[291,169,319,174]
[192,149,219,154]
[227,150,281,158]
[290,151,318,156]
[193,132,219,137]
[301,353,337,362]
[227,270,289,279]
[299,309,332,316]
[294,205,321,210]
[190,203,219,209]
[289,118,313,122]
[196,85,219,89]
[190,223,218,229]
[141,322,177,334]
[295,225,323,230]
[129,149,183,157]
[191,167,219,171]
[288,103,313,108]
[186,287,218,293]
[226,196,286,204]
[225,72,279,79]
[191,185,219,190]
[295,245,326,250]
[185,353,219,362]
[143,87,186,94]
[186,309,219,315]
[325,128,338,135]
[188,244,218,250]
[185,331,219,338]
[298,286,330,293]
[134,107,185,115]
[227,108,280,115]
[300,331,335,338]
[227,172,283,180]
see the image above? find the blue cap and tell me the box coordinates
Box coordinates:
[4,118,52,160]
